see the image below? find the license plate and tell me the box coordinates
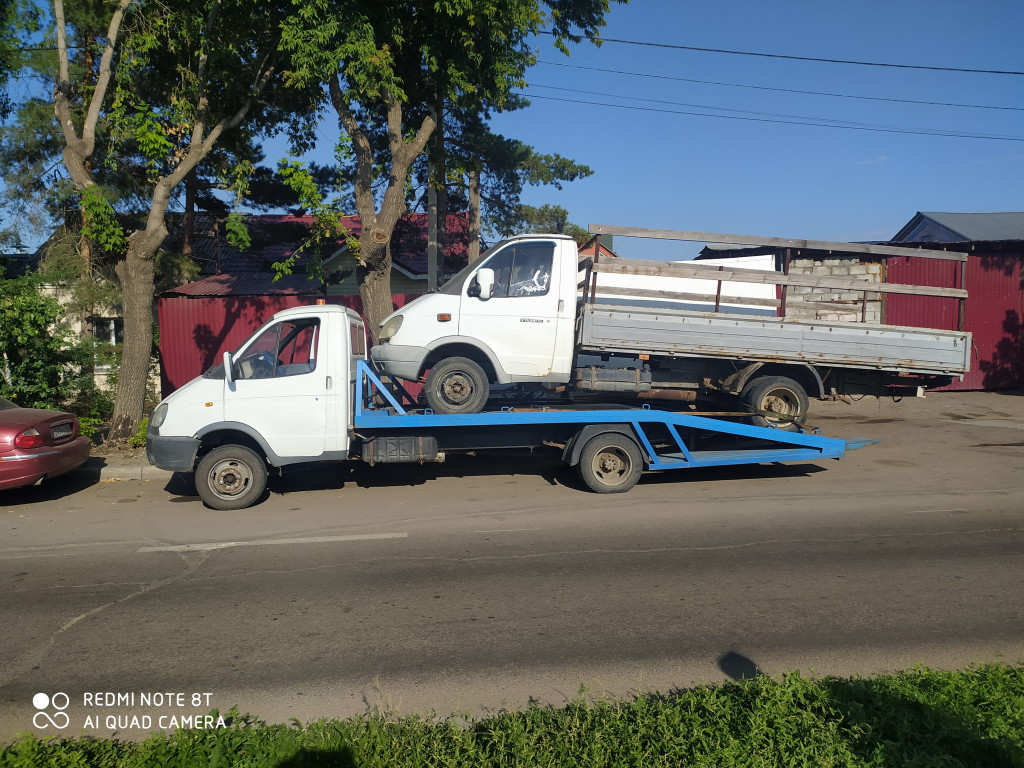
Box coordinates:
[50,424,73,439]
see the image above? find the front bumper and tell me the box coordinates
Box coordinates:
[146,433,200,472]
[370,343,429,382]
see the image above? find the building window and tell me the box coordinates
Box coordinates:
[90,316,123,346]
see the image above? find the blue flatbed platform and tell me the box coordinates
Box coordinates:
[354,361,874,478]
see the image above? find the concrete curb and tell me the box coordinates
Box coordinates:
[86,457,172,483]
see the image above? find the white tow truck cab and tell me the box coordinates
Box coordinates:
[146,305,365,508]
[371,234,579,413]
[146,303,871,510]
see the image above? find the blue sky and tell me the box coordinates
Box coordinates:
[489,0,1024,259]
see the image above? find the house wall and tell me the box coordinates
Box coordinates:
[41,284,122,389]
[324,252,428,295]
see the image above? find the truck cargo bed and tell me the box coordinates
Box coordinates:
[579,303,971,376]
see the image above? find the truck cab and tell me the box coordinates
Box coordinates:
[146,305,366,508]
[370,234,580,412]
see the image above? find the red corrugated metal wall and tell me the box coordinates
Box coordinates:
[886,252,1023,390]
[157,294,418,396]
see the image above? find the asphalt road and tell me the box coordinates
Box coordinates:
[1,390,1023,741]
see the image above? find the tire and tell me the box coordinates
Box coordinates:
[577,432,643,493]
[423,356,489,414]
[740,375,809,431]
[195,445,268,510]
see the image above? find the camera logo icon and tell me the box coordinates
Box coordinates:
[32,692,70,729]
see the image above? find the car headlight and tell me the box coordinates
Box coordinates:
[150,403,168,430]
[379,315,403,342]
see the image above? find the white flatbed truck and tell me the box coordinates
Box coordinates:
[146,304,872,510]
[371,225,971,427]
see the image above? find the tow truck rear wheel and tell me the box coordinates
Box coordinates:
[577,432,643,493]
[740,375,809,431]
[423,356,489,414]
[195,444,268,510]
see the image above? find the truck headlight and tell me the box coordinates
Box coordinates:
[150,403,168,430]
[380,315,403,342]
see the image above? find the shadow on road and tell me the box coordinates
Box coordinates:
[161,451,832,507]
[0,458,105,506]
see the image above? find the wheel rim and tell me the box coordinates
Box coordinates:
[438,370,477,408]
[758,387,801,423]
[589,446,632,487]
[207,458,253,500]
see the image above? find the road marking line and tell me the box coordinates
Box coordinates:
[138,533,408,553]
[473,528,544,533]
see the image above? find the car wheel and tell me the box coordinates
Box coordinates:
[424,357,489,414]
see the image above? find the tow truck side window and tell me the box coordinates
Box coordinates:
[481,242,554,298]
[234,319,320,380]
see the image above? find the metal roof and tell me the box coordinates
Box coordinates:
[165,212,470,278]
[160,272,324,298]
[892,211,1024,243]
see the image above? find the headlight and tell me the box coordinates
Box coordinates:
[150,403,168,430]
[379,315,403,342]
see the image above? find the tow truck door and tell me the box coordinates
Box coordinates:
[223,316,328,459]
[460,240,560,378]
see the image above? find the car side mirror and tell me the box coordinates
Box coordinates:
[223,350,234,384]
[475,267,495,300]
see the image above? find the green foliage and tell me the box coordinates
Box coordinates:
[0,272,103,411]
[80,187,128,256]
[154,249,201,294]
[516,203,590,244]
[273,160,358,282]
[223,213,252,252]
[2,665,1022,767]
[79,416,102,440]
[129,417,148,448]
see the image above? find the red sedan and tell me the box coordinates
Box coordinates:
[0,397,91,491]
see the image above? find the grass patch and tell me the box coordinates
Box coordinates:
[3,664,1023,767]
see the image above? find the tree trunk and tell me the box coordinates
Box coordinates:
[107,229,160,442]
[182,171,196,256]
[468,169,481,262]
[357,237,394,347]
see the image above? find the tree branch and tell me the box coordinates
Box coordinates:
[329,74,375,217]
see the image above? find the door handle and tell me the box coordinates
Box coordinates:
[326,376,333,389]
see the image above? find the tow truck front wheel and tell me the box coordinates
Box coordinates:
[424,357,489,414]
[577,432,644,493]
[195,445,268,510]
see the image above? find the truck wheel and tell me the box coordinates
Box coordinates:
[741,376,809,431]
[577,432,643,493]
[424,357,489,414]
[195,445,268,510]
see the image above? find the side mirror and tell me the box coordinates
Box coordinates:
[476,267,495,300]
[223,350,234,384]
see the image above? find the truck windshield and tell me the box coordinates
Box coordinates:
[437,239,511,295]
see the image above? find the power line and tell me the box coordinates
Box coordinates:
[527,83,950,130]
[552,32,1024,76]
[538,59,1024,113]
[514,91,1024,142]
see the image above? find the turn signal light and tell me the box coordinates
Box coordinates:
[15,428,43,449]
[437,313,452,322]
